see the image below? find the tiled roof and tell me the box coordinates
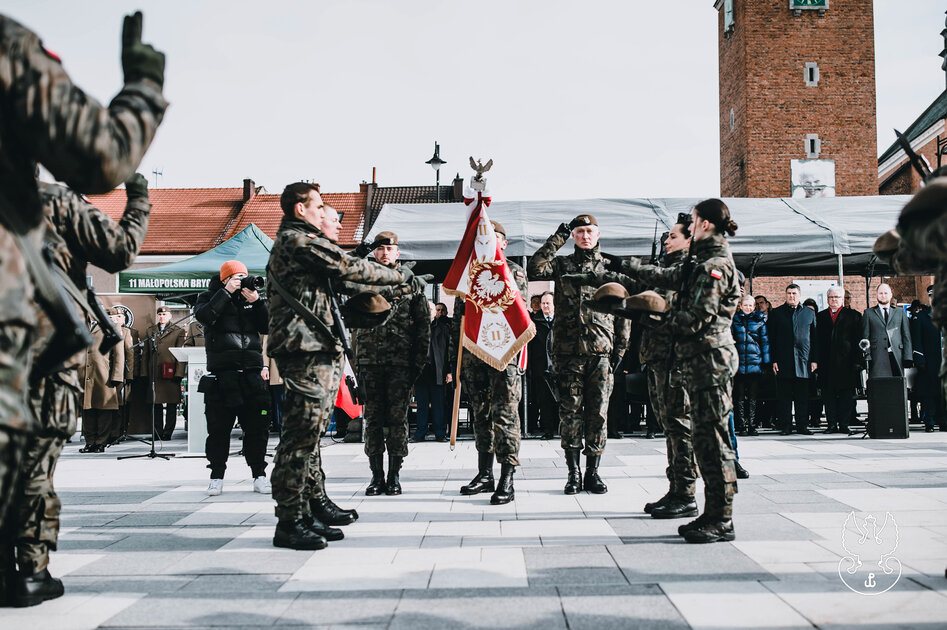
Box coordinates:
[878,90,947,164]
[366,185,459,230]
[84,186,366,254]
[223,192,366,246]
[85,187,245,255]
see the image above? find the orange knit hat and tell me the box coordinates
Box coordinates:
[220,260,248,280]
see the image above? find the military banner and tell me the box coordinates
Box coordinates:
[443,179,534,370]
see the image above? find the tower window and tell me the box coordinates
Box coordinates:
[729,108,735,131]
[805,134,821,158]
[804,62,820,87]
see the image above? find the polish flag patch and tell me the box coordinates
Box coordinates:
[709,269,723,280]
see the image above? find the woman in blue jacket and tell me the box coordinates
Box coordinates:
[731,294,771,436]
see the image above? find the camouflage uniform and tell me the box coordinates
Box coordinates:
[0,13,165,564]
[450,260,529,465]
[624,234,741,520]
[266,216,409,522]
[638,250,698,499]
[527,230,619,456]
[15,182,149,576]
[352,263,430,458]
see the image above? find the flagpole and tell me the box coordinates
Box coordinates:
[449,312,466,451]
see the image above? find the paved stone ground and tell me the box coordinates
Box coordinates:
[2,428,947,629]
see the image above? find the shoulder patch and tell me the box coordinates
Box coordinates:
[515,270,525,278]
[41,46,61,62]
[709,268,723,280]
[306,233,317,239]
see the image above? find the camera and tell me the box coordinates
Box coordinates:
[240,275,264,290]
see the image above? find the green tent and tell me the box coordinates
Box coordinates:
[119,224,272,295]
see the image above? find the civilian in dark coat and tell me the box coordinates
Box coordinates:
[731,295,770,434]
[767,284,818,435]
[527,292,558,438]
[816,287,863,434]
[861,283,912,378]
[910,301,946,431]
[414,302,452,441]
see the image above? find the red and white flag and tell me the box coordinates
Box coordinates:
[443,182,535,370]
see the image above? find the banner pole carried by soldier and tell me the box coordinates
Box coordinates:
[0,10,167,608]
[443,160,534,506]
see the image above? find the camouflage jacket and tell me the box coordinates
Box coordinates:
[266,216,409,358]
[624,234,740,360]
[352,262,431,369]
[0,14,167,230]
[893,207,947,329]
[527,232,617,357]
[639,249,687,367]
[450,259,530,369]
[31,182,150,395]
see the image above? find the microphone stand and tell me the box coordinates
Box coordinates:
[118,312,192,461]
[854,340,872,439]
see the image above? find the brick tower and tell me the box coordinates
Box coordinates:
[715,0,878,198]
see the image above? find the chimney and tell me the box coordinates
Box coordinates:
[243,178,256,202]
[359,181,369,194]
[452,172,463,202]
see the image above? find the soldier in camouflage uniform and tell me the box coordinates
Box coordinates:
[348,231,430,496]
[452,221,528,505]
[0,12,165,607]
[528,215,625,495]
[12,177,151,607]
[616,200,741,543]
[266,183,424,550]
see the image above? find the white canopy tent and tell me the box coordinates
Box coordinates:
[366,195,911,277]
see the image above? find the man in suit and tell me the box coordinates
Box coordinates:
[527,292,557,439]
[862,283,912,378]
[816,287,863,434]
[909,291,945,432]
[767,284,818,435]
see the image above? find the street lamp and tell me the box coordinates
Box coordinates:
[425,142,446,203]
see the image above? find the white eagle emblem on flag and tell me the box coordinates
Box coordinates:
[468,261,515,314]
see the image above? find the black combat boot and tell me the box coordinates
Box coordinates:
[323,494,358,521]
[311,495,357,526]
[746,402,759,436]
[644,491,673,514]
[678,513,711,537]
[365,453,385,496]
[734,461,750,479]
[683,518,735,544]
[735,401,747,436]
[0,546,16,607]
[273,518,328,550]
[490,463,515,505]
[563,449,582,495]
[583,454,607,494]
[14,568,64,608]
[460,452,495,495]
[650,495,699,519]
[385,455,403,495]
[303,512,344,541]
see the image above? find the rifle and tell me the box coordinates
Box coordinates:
[325,277,365,405]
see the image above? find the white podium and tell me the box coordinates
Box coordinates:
[169,347,207,455]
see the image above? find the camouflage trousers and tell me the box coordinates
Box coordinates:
[271,352,343,522]
[647,363,697,498]
[556,354,612,456]
[360,364,414,458]
[462,354,522,466]
[681,345,738,520]
[13,373,80,574]
[0,427,28,572]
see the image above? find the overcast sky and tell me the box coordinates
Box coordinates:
[11,0,947,200]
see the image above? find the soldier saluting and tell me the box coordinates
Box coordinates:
[528,215,624,495]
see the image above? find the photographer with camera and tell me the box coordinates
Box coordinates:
[194,260,270,497]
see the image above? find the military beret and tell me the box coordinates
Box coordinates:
[592,283,629,304]
[490,220,506,238]
[156,306,171,314]
[897,176,947,230]
[873,228,900,256]
[346,291,391,314]
[622,290,667,315]
[572,214,597,227]
[375,231,398,246]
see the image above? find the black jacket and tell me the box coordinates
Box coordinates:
[816,307,863,390]
[527,312,554,379]
[767,303,817,378]
[194,276,269,373]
